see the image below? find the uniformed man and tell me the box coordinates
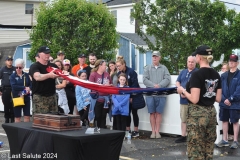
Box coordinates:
[0,56,16,123]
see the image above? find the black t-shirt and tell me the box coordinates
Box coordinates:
[29,62,58,96]
[65,73,76,99]
[186,67,221,106]
[227,71,235,87]
[83,66,94,80]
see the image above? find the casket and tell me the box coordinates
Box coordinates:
[33,113,81,131]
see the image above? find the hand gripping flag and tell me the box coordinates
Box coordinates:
[46,67,177,95]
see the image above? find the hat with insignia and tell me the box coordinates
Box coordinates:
[78,54,86,58]
[57,50,65,55]
[5,55,13,61]
[229,54,238,62]
[63,59,71,65]
[192,45,212,56]
[38,46,51,54]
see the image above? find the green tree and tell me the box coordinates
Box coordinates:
[132,0,240,74]
[29,0,118,64]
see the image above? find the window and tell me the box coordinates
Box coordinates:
[130,9,134,24]
[22,48,32,70]
[111,10,117,25]
[25,4,33,14]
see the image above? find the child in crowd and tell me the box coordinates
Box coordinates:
[112,73,130,131]
[75,70,91,126]
[62,59,76,115]
[54,60,69,114]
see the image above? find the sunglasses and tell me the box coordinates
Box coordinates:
[100,60,106,65]
[64,64,70,66]
[16,67,22,69]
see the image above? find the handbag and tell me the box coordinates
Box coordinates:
[12,96,25,107]
[12,75,25,107]
[132,94,146,110]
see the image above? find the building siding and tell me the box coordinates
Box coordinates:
[119,36,130,66]
[131,44,135,70]
[13,44,33,70]
[139,50,144,74]
[0,1,41,26]
[0,29,30,43]
[146,51,152,65]
[109,6,135,33]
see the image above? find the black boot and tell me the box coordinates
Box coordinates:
[5,118,9,123]
[10,118,15,123]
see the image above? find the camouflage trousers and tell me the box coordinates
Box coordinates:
[187,104,217,160]
[32,94,58,115]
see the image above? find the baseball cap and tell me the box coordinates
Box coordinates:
[63,59,71,65]
[38,46,51,54]
[192,45,212,56]
[152,51,160,57]
[5,55,13,61]
[78,54,86,58]
[57,50,65,55]
[229,54,238,62]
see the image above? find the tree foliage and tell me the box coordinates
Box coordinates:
[132,0,240,74]
[29,0,118,64]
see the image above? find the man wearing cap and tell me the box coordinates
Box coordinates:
[143,51,171,139]
[216,54,240,149]
[175,56,197,143]
[72,54,88,76]
[83,53,97,79]
[56,50,65,61]
[177,45,222,159]
[35,53,40,62]
[0,56,15,123]
[29,46,59,114]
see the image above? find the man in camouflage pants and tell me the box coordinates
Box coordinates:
[29,46,59,114]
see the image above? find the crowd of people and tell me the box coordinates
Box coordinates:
[0,45,239,159]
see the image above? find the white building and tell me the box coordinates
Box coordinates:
[107,0,135,33]
[0,0,49,43]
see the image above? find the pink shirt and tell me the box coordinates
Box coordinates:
[89,71,112,96]
[89,71,112,85]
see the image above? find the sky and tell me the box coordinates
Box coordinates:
[216,0,240,12]
[49,0,240,12]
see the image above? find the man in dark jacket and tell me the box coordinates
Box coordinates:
[0,56,15,123]
[216,54,240,149]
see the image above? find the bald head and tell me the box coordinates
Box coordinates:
[187,56,196,71]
